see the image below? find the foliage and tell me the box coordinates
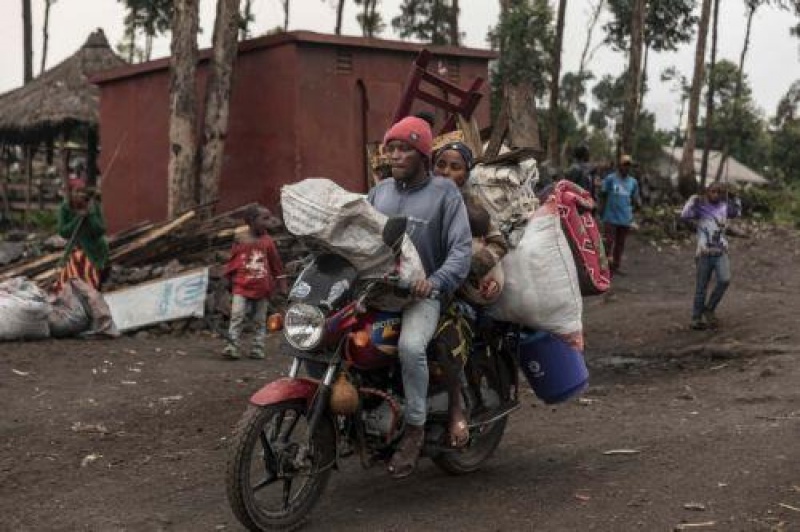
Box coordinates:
[27,209,58,233]
[771,80,800,183]
[737,183,800,227]
[701,59,769,172]
[117,0,173,61]
[560,70,595,123]
[488,0,554,97]
[392,0,458,45]
[589,73,627,132]
[604,0,697,52]
[355,0,385,37]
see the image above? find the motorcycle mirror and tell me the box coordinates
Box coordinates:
[382,217,407,254]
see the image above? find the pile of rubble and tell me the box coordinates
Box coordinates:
[0,204,310,336]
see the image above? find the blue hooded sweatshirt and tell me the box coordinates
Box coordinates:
[368,174,472,295]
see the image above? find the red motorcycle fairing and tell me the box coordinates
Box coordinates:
[250,377,320,407]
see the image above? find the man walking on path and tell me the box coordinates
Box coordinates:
[681,182,742,330]
[599,155,641,275]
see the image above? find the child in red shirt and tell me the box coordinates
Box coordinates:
[223,205,286,359]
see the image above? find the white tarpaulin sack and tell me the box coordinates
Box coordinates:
[466,158,539,247]
[0,277,51,341]
[281,178,426,284]
[488,209,583,341]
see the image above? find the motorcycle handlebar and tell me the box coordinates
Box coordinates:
[381,275,441,300]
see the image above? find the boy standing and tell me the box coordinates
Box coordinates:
[680,183,742,330]
[223,205,286,359]
[599,155,641,275]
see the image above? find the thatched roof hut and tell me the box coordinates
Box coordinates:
[0,29,126,142]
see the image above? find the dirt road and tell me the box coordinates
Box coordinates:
[2,229,799,531]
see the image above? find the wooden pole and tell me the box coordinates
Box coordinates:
[24,145,33,226]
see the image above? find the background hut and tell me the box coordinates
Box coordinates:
[0,29,125,223]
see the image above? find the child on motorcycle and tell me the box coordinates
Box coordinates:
[223,205,286,359]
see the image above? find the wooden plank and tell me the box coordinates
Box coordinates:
[7,200,60,212]
[110,210,195,262]
[483,98,509,161]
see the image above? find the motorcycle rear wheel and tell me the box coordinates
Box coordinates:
[432,416,507,475]
[226,401,335,531]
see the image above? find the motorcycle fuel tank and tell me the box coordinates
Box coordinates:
[347,310,402,370]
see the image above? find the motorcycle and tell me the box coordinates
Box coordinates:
[226,219,522,531]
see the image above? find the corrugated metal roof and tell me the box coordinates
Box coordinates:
[661,146,769,185]
[92,30,497,85]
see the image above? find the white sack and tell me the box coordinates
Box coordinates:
[467,158,539,247]
[48,281,91,338]
[281,178,425,284]
[488,213,583,336]
[0,277,51,341]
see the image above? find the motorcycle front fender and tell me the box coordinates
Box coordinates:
[249,377,320,407]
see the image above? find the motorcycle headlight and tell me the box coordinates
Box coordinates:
[284,303,325,351]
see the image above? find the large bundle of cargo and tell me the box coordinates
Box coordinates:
[281,178,426,308]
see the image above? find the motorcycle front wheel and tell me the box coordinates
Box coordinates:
[226,400,335,531]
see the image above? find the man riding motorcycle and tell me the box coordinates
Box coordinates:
[367,116,472,478]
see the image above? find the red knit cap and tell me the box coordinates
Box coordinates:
[383,116,433,159]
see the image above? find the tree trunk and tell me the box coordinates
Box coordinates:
[632,42,649,152]
[283,0,290,31]
[197,0,241,214]
[677,0,712,198]
[22,0,33,82]
[578,0,605,76]
[620,0,645,157]
[714,2,756,184]
[145,34,154,61]
[547,0,567,166]
[167,0,200,219]
[40,0,53,74]
[699,0,720,190]
[334,0,345,35]
[450,0,460,46]
[431,0,440,45]
[508,83,542,151]
[240,0,253,39]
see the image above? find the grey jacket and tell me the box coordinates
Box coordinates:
[368,175,472,294]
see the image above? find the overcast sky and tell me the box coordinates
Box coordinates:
[1,0,798,130]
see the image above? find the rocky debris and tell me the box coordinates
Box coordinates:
[0,242,25,265]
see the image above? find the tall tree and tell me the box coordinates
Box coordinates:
[677,0,712,197]
[282,0,290,31]
[547,0,568,165]
[118,0,173,62]
[240,0,254,39]
[489,0,554,150]
[198,0,241,210]
[772,80,800,182]
[606,0,697,147]
[392,0,458,45]
[699,0,720,189]
[355,0,385,37]
[22,0,33,82]
[713,0,792,181]
[167,0,200,218]
[334,0,346,35]
[40,0,57,74]
[620,0,645,157]
[578,0,606,77]
[449,0,460,45]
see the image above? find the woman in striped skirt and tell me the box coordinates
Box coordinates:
[55,178,109,292]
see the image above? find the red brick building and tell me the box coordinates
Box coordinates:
[93,31,495,233]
